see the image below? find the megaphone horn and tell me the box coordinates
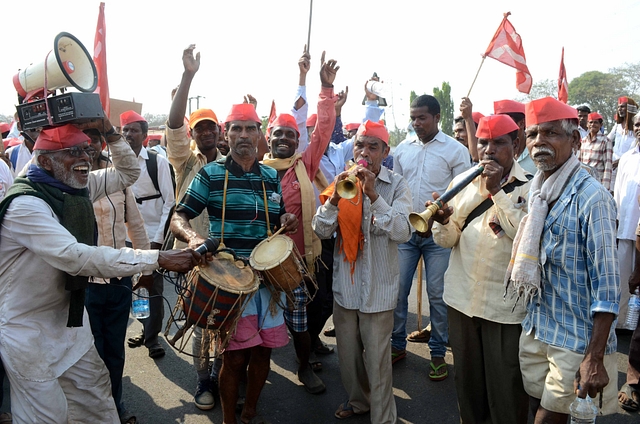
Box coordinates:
[13,32,97,99]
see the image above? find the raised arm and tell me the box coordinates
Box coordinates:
[168,44,199,129]
[460,97,479,162]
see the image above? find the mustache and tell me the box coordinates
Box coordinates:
[531,147,555,158]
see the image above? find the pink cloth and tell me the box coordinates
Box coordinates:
[226,315,288,351]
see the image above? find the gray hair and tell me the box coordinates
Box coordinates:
[559,119,579,136]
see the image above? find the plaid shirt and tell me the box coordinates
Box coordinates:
[578,132,613,190]
[522,168,620,355]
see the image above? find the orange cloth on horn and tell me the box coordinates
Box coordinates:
[319,169,364,280]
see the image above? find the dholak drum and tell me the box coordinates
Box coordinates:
[183,251,259,330]
[250,235,306,292]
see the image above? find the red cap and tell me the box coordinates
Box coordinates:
[306,114,317,127]
[356,120,389,144]
[120,110,146,127]
[476,115,519,139]
[588,112,603,121]
[225,104,260,124]
[525,97,579,126]
[269,114,299,137]
[344,122,360,132]
[145,134,162,147]
[494,100,525,115]
[471,112,485,125]
[34,124,90,150]
[189,108,219,129]
[619,96,629,104]
[0,123,10,134]
[7,137,21,147]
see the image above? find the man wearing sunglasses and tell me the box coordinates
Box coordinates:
[0,119,200,423]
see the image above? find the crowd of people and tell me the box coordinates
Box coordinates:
[0,43,637,424]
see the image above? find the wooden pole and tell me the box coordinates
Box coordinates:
[416,257,423,331]
[306,0,313,52]
[467,56,486,98]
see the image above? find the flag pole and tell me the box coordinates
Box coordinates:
[467,56,486,98]
[307,0,313,52]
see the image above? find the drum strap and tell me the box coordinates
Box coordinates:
[221,171,272,247]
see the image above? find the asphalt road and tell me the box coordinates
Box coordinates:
[1,276,637,423]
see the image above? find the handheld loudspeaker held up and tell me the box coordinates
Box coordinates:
[409,165,485,232]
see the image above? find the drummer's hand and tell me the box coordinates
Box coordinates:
[280,213,299,234]
[158,249,201,273]
[133,274,154,291]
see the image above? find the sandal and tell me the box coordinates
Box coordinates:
[334,401,367,419]
[429,360,448,381]
[618,383,640,412]
[119,411,136,424]
[407,327,431,343]
[391,347,406,365]
[127,334,144,348]
[148,345,165,359]
[0,412,12,424]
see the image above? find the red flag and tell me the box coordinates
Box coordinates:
[483,12,532,94]
[94,2,110,117]
[558,47,569,103]
[268,100,277,127]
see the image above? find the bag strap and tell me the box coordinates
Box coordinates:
[10,145,20,171]
[146,149,160,194]
[460,174,533,232]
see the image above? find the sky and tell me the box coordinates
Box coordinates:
[2,0,640,131]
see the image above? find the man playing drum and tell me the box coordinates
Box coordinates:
[261,50,340,395]
[171,104,298,424]
[313,120,412,423]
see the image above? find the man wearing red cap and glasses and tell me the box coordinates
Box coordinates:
[578,112,613,190]
[171,101,298,424]
[0,119,200,423]
[314,120,412,423]
[505,97,619,421]
[431,115,532,423]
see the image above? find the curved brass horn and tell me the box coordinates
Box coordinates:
[336,175,358,199]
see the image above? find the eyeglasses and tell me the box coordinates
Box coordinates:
[49,146,96,158]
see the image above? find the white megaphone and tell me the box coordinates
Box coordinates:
[13,32,97,100]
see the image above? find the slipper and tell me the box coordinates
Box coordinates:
[324,326,336,337]
[0,412,11,424]
[119,411,136,424]
[407,327,431,343]
[429,361,448,381]
[296,354,323,372]
[334,401,367,419]
[298,367,326,394]
[391,347,406,365]
[127,334,144,348]
[148,345,165,359]
[618,383,640,412]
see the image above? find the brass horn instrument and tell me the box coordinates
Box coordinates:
[336,159,368,200]
[409,165,484,232]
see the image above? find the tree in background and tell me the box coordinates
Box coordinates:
[515,78,557,103]
[610,62,640,98]
[433,82,453,137]
[568,71,626,130]
[143,113,169,127]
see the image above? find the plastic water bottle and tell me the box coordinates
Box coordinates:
[131,274,150,319]
[569,396,598,423]
[624,288,640,330]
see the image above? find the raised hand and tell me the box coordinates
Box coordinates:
[336,86,349,110]
[183,44,200,74]
[243,94,257,109]
[319,51,339,88]
[299,44,311,76]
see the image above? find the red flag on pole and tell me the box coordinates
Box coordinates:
[268,100,277,127]
[558,47,569,103]
[94,2,110,117]
[483,12,532,94]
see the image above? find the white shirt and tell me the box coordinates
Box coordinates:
[130,148,175,244]
[0,159,13,201]
[394,130,471,212]
[0,138,159,381]
[614,146,640,240]
[578,126,588,140]
[609,123,637,161]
